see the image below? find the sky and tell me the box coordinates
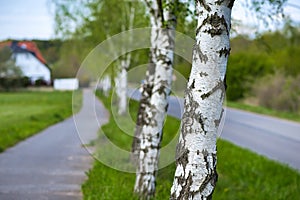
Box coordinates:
[0,0,299,41]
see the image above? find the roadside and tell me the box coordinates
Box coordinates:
[0,89,109,200]
[0,91,79,152]
[227,101,300,123]
[82,92,300,199]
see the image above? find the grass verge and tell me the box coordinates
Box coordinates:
[82,92,300,199]
[227,101,300,123]
[0,90,82,152]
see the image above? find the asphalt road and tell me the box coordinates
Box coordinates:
[128,88,300,171]
[0,89,108,200]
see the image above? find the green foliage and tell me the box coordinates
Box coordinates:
[226,52,274,100]
[0,47,25,91]
[51,39,91,79]
[0,77,31,91]
[0,91,81,152]
[82,92,300,199]
[227,24,300,101]
[34,39,63,65]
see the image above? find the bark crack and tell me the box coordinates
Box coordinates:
[201,80,224,100]
[198,113,207,134]
[193,44,208,64]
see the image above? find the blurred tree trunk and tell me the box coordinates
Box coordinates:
[117,53,131,115]
[133,0,176,198]
[170,0,234,199]
[116,6,135,115]
[131,51,156,164]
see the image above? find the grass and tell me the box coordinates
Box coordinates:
[227,101,300,122]
[0,90,82,152]
[82,92,300,199]
[172,92,300,122]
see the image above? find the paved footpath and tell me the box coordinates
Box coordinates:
[0,89,109,200]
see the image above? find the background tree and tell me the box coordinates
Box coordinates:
[52,0,147,113]
[0,47,24,91]
[133,0,179,198]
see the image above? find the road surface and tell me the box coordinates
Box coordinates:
[0,89,108,200]
[128,88,300,171]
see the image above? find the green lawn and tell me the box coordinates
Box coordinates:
[82,92,300,199]
[0,90,81,152]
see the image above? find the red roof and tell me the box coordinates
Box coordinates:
[0,41,47,65]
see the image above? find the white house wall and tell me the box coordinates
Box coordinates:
[54,78,79,90]
[14,52,51,84]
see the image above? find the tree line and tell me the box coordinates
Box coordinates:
[50,0,288,199]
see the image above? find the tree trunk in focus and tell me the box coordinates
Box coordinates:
[170,0,234,199]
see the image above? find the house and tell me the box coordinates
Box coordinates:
[0,41,51,85]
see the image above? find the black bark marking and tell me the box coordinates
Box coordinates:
[201,80,224,100]
[177,171,193,200]
[200,71,208,77]
[180,89,200,138]
[215,0,224,5]
[196,0,211,12]
[190,79,196,89]
[193,44,208,64]
[214,118,221,127]
[228,0,235,9]
[197,152,218,199]
[179,149,190,170]
[198,113,207,134]
[223,74,227,91]
[217,47,231,57]
[165,103,169,112]
[197,12,229,37]
[157,0,164,25]
[142,148,149,153]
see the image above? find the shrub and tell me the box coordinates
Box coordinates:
[226,52,274,101]
[252,72,300,113]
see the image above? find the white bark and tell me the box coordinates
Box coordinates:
[117,6,135,115]
[134,0,176,198]
[104,5,135,115]
[170,0,234,199]
[100,75,111,96]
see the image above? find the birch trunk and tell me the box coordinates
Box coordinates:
[134,0,176,198]
[117,6,135,115]
[100,75,111,97]
[118,55,130,115]
[170,0,234,199]
[131,52,156,163]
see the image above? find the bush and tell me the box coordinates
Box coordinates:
[252,72,300,113]
[226,52,274,101]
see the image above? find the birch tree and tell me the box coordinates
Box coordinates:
[170,0,288,199]
[53,0,145,115]
[170,0,234,199]
[117,5,135,115]
[133,0,177,198]
[88,0,137,115]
